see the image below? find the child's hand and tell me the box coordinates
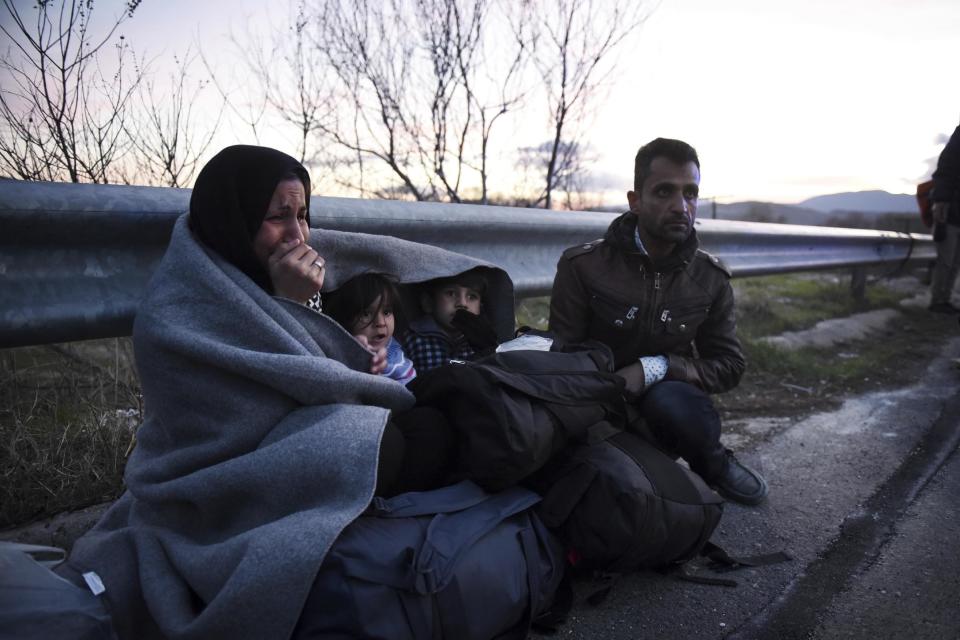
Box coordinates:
[267,238,326,302]
[355,334,388,375]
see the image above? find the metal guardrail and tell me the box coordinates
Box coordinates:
[0,180,936,348]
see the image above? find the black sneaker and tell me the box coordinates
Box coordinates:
[712,451,768,506]
[928,302,960,314]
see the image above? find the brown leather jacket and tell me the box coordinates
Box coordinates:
[548,211,745,394]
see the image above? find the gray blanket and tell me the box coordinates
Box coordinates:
[65,214,514,640]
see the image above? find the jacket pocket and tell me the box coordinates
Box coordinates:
[662,304,709,337]
[589,293,641,332]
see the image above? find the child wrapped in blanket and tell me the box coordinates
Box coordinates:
[402,270,500,372]
[324,272,417,385]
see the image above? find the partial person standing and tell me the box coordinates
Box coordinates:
[549,137,767,505]
[929,124,960,314]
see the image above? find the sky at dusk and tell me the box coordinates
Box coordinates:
[6,0,959,205]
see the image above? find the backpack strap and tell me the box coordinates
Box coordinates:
[667,541,792,587]
[416,487,541,593]
[699,541,793,573]
[0,542,66,569]
[435,518,555,640]
[368,480,492,518]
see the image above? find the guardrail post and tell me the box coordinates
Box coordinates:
[850,267,867,301]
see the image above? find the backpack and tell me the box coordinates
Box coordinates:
[295,480,566,640]
[412,342,626,491]
[527,430,724,573]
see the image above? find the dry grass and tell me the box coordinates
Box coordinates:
[0,339,141,528]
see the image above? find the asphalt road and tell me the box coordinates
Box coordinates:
[549,336,960,640]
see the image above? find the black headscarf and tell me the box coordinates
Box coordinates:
[189,145,311,292]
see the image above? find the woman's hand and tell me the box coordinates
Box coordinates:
[267,238,325,302]
[355,335,388,375]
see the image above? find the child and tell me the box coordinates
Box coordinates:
[402,270,498,372]
[324,272,417,385]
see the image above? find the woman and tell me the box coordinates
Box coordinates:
[60,145,514,640]
[188,145,454,496]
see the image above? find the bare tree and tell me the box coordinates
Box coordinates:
[528,0,649,209]
[454,0,531,204]
[311,0,430,200]
[231,0,335,166]
[515,138,595,209]
[0,0,144,183]
[124,48,224,187]
[297,0,529,202]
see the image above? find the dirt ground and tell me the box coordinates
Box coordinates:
[715,278,960,448]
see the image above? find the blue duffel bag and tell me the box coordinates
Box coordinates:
[293,480,566,639]
[0,542,116,640]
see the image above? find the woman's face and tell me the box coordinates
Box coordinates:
[253,178,309,267]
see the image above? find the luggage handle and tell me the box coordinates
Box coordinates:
[413,487,541,594]
[341,484,541,595]
[0,542,66,569]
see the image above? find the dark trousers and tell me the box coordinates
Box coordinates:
[637,380,728,482]
[376,405,458,497]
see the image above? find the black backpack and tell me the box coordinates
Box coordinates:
[527,430,725,572]
[411,344,626,491]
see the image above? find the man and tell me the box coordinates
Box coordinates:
[549,137,767,505]
[929,124,960,314]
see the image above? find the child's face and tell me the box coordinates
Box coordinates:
[431,284,482,329]
[350,295,395,351]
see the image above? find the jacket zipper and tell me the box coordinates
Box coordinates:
[647,271,662,336]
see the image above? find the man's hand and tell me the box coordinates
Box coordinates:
[267,238,325,302]
[932,202,949,225]
[615,361,646,400]
[356,335,388,375]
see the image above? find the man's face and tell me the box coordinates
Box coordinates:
[627,157,700,251]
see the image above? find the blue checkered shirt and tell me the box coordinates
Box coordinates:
[401,316,476,372]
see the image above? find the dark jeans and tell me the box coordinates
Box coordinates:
[376,405,458,497]
[638,380,728,482]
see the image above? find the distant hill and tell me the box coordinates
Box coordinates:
[705,191,924,233]
[797,190,917,214]
[705,201,831,225]
[591,190,925,232]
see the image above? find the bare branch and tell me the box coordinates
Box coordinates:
[527,0,650,208]
[125,47,225,187]
[0,0,144,183]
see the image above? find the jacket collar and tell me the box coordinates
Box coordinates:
[604,210,699,271]
[408,314,449,338]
